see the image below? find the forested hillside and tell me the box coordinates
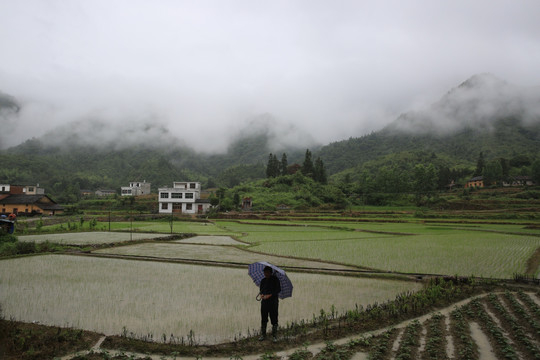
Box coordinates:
[320,117,540,176]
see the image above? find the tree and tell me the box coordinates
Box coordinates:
[206,177,216,188]
[266,153,280,178]
[280,153,288,176]
[301,149,314,177]
[509,154,531,168]
[474,152,485,177]
[208,193,220,207]
[216,187,226,201]
[313,157,327,184]
[483,160,503,185]
[233,192,240,209]
[437,166,452,190]
[499,158,510,179]
[413,164,438,196]
[532,159,540,184]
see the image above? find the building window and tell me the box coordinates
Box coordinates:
[185,193,194,199]
[160,192,169,199]
[161,203,168,210]
[171,193,183,198]
[190,183,196,189]
[186,204,192,210]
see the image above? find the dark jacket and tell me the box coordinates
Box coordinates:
[260,275,281,301]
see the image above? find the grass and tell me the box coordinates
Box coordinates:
[0,254,421,345]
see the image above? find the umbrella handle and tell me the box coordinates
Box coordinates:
[256,294,262,301]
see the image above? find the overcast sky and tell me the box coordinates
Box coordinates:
[1,0,540,151]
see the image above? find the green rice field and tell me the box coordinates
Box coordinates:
[0,254,421,344]
[214,220,540,278]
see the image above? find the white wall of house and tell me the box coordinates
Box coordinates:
[0,184,10,193]
[158,182,210,214]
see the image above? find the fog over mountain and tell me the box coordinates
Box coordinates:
[2,73,540,153]
[387,74,540,135]
[1,1,540,151]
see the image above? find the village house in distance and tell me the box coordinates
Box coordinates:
[121,180,151,196]
[0,183,63,216]
[158,181,211,215]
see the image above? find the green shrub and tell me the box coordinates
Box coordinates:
[0,233,17,244]
[0,242,18,256]
[15,241,36,254]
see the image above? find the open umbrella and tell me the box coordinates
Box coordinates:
[248,261,293,299]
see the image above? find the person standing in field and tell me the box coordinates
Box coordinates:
[259,266,281,342]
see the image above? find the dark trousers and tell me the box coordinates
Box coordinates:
[261,299,279,327]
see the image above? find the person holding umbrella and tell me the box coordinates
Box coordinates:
[249,262,293,342]
[258,265,281,342]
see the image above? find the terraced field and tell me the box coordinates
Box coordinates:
[3,217,540,359]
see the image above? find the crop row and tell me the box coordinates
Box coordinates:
[485,293,540,358]
[316,291,540,360]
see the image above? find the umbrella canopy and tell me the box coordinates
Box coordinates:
[248,261,293,299]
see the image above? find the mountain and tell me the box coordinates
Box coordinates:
[1,74,539,201]
[318,74,540,175]
[0,91,20,112]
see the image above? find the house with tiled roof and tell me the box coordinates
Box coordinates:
[464,176,484,189]
[1,194,64,216]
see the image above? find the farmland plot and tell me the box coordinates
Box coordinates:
[0,255,421,344]
[174,235,246,245]
[251,232,540,278]
[17,232,170,245]
[295,221,540,233]
[216,221,386,243]
[110,221,236,236]
[215,220,540,277]
[94,242,356,270]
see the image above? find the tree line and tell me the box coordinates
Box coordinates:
[266,149,327,184]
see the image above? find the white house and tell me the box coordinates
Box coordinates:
[121,180,151,196]
[158,181,211,214]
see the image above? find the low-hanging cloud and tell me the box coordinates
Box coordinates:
[1,0,540,151]
[389,74,540,135]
